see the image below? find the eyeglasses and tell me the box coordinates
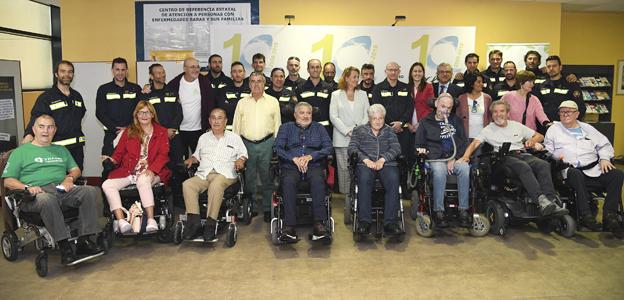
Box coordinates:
[386,68,400,73]
[471,100,478,113]
[137,111,152,116]
[558,110,577,116]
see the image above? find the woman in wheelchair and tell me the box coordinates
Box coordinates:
[415,93,471,227]
[102,101,170,234]
[348,104,403,236]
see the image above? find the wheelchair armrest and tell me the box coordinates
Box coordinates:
[102,158,116,173]
[5,189,34,206]
[177,162,199,177]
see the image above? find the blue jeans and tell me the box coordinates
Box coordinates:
[355,165,400,225]
[429,161,470,212]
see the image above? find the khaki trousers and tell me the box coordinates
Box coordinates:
[182,172,237,220]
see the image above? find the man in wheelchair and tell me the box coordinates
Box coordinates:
[273,102,333,242]
[2,115,102,265]
[460,100,567,217]
[182,108,248,242]
[544,100,623,237]
[348,104,403,236]
[415,93,471,227]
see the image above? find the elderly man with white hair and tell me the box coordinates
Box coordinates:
[348,104,402,236]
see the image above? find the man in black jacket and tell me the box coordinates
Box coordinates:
[167,57,217,158]
[415,93,470,227]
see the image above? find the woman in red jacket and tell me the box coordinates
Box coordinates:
[409,62,434,132]
[102,101,171,233]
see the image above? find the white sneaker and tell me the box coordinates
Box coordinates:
[118,219,132,234]
[146,218,158,233]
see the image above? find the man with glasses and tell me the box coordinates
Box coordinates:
[233,72,281,222]
[433,63,462,99]
[167,57,216,158]
[544,101,623,237]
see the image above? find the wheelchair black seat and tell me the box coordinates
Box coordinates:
[118,183,166,198]
[223,181,241,199]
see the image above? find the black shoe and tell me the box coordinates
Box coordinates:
[264,211,271,223]
[183,214,202,240]
[58,240,77,265]
[75,236,103,256]
[384,222,402,236]
[581,213,602,231]
[604,213,624,239]
[357,221,371,235]
[435,211,449,228]
[458,210,471,228]
[280,226,298,243]
[203,223,217,243]
[313,222,328,237]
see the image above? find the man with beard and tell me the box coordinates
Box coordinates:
[538,55,585,123]
[323,62,339,92]
[285,56,305,91]
[244,53,271,88]
[492,61,519,100]
[206,54,233,91]
[217,61,251,131]
[296,59,334,137]
[452,53,490,92]
[266,67,297,123]
[359,63,376,103]
[460,100,567,217]
[23,60,87,170]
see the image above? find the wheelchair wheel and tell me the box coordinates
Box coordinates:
[241,196,252,225]
[98,231,111,253]
[226,224,237,248]
[409,190,419,221]
[415,214,434,237]
[469,214,491,237]
[486,200,507,236]
[555,215,576,238]
[2,231,19,261]
[172,222,183,245]
[35,252,48,277]
[344,195,352,225]
[270,220,280,245]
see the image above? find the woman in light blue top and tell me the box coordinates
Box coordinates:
[330,66,370,194]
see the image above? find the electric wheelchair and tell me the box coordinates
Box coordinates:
[344,153,406,242]
[270,157,335,245]
[478,143,576,237]
[172,163,251,247]
[101,158,175,245]
[1,151,107,277]
[408,153,490,237]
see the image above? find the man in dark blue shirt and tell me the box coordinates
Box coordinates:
[274,102,333,243]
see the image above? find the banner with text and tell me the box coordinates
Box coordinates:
[210,25,475,82]
[136,1,259,62]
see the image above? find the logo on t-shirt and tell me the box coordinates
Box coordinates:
[34,157,63,163]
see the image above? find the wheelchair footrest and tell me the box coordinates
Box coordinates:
[66,251,105,266]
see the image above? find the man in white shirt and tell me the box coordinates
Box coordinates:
[461,100,566,217]
[181,108,247,242]
[544,101,623,237]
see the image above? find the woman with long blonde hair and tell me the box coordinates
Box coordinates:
[102,101,171,233]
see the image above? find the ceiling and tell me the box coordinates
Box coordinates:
[510,0,624,12]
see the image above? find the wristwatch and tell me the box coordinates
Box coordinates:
[24,184,30,191]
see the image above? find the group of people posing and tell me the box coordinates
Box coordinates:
[3,49,623,264]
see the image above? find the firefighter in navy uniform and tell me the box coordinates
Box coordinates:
[95,57,142,157]
[483,50,506,96]
[23,60,87,170]
[266,67,297,124]
[492,61,519,100]
[206,54,233,91]
[296,59,333,137]
[218,61,251,131]
[285,56,306,91]
[452,53,491,94]
[538,55,586,124]
[359,63,376,104]
[524,50,548,87]
[323,62,339,92]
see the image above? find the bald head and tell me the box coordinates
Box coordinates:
[385,61,400,82]
[183,57,200,81]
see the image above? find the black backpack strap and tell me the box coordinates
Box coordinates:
[521,92,531,125]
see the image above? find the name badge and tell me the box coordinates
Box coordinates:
[123,93,136,99]
[279,96,291,102]
[554,88,569,94]
[300,91,314,98]
[106,93,121,100]
[74,100,83,107]
[317,92,329,98]
[164,96,176,102]
[49,101,67,110]
[226,93,237,99]
[149,98,161,104]
[397,91,408,97]
[381,91,392,97]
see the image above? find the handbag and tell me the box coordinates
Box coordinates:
[120,201,144,233]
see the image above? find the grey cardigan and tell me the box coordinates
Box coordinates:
[348,123,401,166]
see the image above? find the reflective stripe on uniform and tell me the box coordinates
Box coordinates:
[226,125,233,131]
[106,93,121,100]
[53,136,85,146]
[279,96,291,102]
[319,120,330,126]
[49,101,68,110]
[123,93,137,99]
[149,98,161,104]
[74,100,82,107]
